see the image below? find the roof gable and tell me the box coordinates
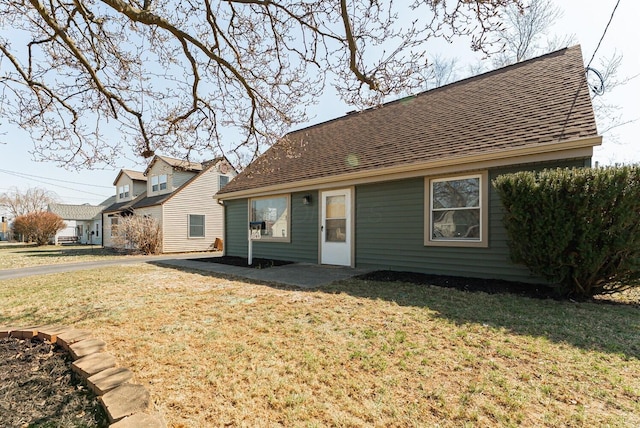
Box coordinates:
[112,169,147,186]
[219,46,599,196]
[106,159,223,212]
[143,155,204,176]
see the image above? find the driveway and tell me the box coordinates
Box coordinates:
[0,254,371,288]
[0,253,217,281]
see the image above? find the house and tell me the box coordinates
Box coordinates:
[215,46,601,283]
[48,197,114,245]
[103,155,236,253]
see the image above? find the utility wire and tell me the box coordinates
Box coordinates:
[0,169,111,198]
[0,168,113,189]
[587,0,621,69]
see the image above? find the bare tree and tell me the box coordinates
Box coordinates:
[492,0,574,67]
[491,0,634,149]
[0,0,520,169]
[0,186,59,219]
[424,54,459,90]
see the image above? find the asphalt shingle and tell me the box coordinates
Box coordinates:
[219,46,598,196]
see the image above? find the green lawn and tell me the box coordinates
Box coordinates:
[1,264,638,427]
[0,243,129,270]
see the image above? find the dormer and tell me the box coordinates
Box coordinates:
[144,155,203,196]
[113,169,147,203]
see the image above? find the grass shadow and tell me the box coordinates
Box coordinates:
[142,262,640,360]
[320,278,640,360]
[15,246,121,258]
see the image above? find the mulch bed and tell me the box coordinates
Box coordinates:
[197,256,557,298]
[0,337,108,428]
[357,270,557,299]
[191,255,294,269]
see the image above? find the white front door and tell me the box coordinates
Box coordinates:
[320,188,352,266]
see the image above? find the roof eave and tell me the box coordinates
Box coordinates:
[217,135,601,200]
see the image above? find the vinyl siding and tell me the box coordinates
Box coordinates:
[172,169,197,190]
[114,176,146,203]
[355,158,590,283]
[114,176,134,203]
[225,199,248,256]
[132,180,146,198]
[162,167,224,253]
[223,158,589,282]
[225,191,319,263]
[146,160,197,197]
[102,213,120,248]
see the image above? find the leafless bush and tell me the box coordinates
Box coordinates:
[112,215,162,255]
[12,212,65,246]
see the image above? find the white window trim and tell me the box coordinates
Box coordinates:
[118,184,130,199]
[248,194,291,243]
[188,214,206,238]
[151,174,168,193]
[424,171,489,248]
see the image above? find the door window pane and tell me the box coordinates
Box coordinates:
[326,195,346,219]
[326,218,347,242]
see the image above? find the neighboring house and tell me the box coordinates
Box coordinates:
[103,155,236,253]
[216,46,601,283]
[48,198,114,245]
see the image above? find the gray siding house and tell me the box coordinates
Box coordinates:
[216,46,601,283]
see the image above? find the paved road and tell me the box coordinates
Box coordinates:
[0,253,217,281]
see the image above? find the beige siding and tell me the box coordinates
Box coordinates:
[172,169,196,190]
[114,176,134,203]
[162,167,224,253]
[132,180,146,198]
[135,205,163,223]
[102,213,118,248]
[146,159,198,197]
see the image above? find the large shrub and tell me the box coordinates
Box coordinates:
[493,166,640,298]
[113,215,162,255]
[12,211,66,246]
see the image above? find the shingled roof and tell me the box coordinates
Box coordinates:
[218,46,599,197]
[112,169,146,186]
[48,203,105,220]
[144,155,204,175]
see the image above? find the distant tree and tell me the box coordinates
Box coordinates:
[12,211,66,245]
[492,0,573,67]
[491,0,633,149]
[424,55,459,90]
[0,187,59,220]
[0,0,521,169]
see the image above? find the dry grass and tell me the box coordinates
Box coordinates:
[1,264,638,427]
[0,243,129,270]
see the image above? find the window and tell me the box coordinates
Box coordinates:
[219,175,229,189]
[250,195,290,241]
[189,214,205,238]
[151,174,168,192]
[118,184,130,199]
[110,217,118,237]
[425,172,488,247]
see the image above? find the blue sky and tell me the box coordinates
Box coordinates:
[0,0,637,206]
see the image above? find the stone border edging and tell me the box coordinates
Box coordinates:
[0,325,165,428]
